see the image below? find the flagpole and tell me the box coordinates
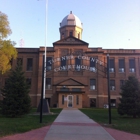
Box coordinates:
[43,0,48,99]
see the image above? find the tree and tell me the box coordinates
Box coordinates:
[0,11,11,39]
[118,76,140,118]
[0,11,17,74]
[1,64,31,117]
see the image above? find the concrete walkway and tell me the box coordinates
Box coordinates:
[44,108,115,140]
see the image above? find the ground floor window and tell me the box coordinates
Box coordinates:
[76,95,79,105]
[46,98,51,107]
[110,80,115,90]
[90,79,96,90]
[111,99,116,108]
[62,95,64,105]
[90,98,96,107]
[46,78,51,89]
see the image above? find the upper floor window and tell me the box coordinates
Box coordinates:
[110,80,115,90]
[61,56,67,71]
[75,58,81,71]
[46,57,52,71]
[60,87,69,91]
[61,32,64,39]
[17,58,23,66]
[90,58,96,72]
[69,31,73,36]
[46,78,51,89]
[9,59,13,67]
[129,59,135,72]
[90,79,96,90]
[120,80,125,89]
[27,58,33,71]
[78,33,80,39]
[26,78,32,88]
[72,88,81,91]
[109,59,115,73]
[119,59,125,73]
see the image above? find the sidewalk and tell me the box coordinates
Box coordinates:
[1,108,140,140]
[44,108,115,140]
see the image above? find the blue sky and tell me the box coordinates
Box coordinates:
[0,0,140,49]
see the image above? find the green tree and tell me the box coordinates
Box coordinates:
[0,11,17,74]
[1,64,31,117]
[118,76,140,118]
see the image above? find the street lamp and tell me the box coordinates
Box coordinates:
[37,0,50,123]
[107,54,111,124]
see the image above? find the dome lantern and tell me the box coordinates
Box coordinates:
[59,11,83,39]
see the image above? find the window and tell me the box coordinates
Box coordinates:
[90,79,96,90]
[27,58,33,71]
[62,95,64,105]
[76,95,79,105]
[110,80,115,90]
[46,57,52,71]
[90,98,96,107]
[0,82,1,96]
[5,78,8,86]
[75,58,81,71]
[90,58,96,72]
[26,78,32,87]
[109,59,115,72]
[119,59,125,72]
[111,99,116,108]
[17,58,23,66]
[72,88,81,91]
[60,87,69,91]
[69,31,73,36]
[61,56,67,71]
[78,33,80,39]
[120,80,125,89]
[46,78,51,89]
[129,59,135,72]
[9,59,13,67]
[61,32,64,39]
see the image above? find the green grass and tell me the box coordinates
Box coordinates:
[0,108,62,137]
[80,108,140,135]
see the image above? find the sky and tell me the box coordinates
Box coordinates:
[0,0,140,49]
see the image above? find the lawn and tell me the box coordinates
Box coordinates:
[0,108,62,137]
[80,108,140,135]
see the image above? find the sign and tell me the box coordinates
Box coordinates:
[46,53,105,73]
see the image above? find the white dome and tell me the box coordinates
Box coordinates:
[60,11,82,28]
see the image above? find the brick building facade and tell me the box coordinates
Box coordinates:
[0,12,140,108]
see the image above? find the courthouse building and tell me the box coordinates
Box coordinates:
[1,11,140,108]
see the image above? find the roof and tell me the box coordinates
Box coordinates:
[60,11,82,28]
[54,78,87,86]
[53,36,89,46]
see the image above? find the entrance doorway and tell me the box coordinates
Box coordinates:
[67,95,73,107]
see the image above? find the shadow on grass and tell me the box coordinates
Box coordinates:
[0,108,62,137]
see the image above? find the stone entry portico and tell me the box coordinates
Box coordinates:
[58,93,83,108]
[54,78,86,108]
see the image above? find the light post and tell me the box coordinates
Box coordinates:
[37,0,50,123]
[43,0,48,99]
[107,54,111,124]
